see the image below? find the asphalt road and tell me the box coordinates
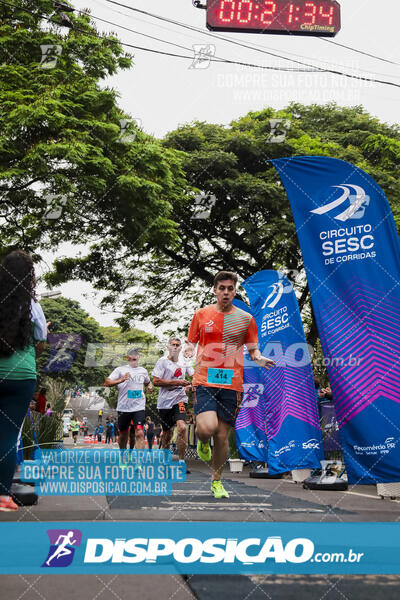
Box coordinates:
[3,438,400,599]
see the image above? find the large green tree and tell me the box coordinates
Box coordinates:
[0,0,183,262]
[48,103,400,338]
[3,6,400,340]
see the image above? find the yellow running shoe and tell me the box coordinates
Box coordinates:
[197,440,211,462]
[211,480,229,499]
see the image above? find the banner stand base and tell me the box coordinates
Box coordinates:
[377,482,400,499]
[249,469,283,479]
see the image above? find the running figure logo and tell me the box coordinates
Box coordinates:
[42,529,82,568]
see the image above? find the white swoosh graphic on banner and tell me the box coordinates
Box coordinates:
[310,186,351,215]
[334,185,366,221]
[310,185,366,222]
[263,282,283,309]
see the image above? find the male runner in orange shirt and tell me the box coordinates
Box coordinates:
[186,270,275,499]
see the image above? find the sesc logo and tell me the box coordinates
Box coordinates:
[83,536,314,565]
[310,185,370,222]
[42,529,82,568]
[302,439,320,450]
[261,282,284,309]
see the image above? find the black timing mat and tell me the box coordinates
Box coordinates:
[107,469,349,517]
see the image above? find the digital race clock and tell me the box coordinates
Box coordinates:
[206,0,341,36]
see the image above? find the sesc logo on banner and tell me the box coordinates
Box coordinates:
[310,185,370,222]
[261,282,284,309]
[308,184,375,266]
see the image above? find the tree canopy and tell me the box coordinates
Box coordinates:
[98,325,161,371]
[99,326,155,346]
[0,0,184,266]
[48,103,400,336]
[2,5,400,340]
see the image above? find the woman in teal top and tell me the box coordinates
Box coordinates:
[0,250,47,512]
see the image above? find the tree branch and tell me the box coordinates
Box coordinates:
[0,177,43,193]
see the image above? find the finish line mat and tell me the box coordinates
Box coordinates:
[106,469,350,519]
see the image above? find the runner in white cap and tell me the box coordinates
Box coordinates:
[104,348,153,451]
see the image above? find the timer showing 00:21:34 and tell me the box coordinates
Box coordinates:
[206,0,341,36]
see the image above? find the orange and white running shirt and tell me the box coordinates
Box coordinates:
[187,305,258,392]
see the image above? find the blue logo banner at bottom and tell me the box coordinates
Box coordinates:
[1,522,400,574]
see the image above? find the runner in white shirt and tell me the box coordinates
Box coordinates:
[104,348,153,450]
[152,338,194,472]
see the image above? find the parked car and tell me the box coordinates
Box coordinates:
[63,408,73,418]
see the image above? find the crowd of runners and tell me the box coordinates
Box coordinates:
[0,248,275,511]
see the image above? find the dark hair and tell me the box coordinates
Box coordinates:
[0,250,37,357]
[213,271,238,288]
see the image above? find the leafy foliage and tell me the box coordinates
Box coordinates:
[3,6,400,343]
[0,0,184,274]
[54,103,400,335]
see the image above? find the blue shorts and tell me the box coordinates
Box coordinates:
[193,386,242,427]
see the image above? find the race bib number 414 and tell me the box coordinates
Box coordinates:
[207,368,234,385]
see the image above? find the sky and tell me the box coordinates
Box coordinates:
[38,0,400,333]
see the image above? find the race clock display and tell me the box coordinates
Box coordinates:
[207,0,341,36]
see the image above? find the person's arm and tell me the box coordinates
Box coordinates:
[247,348,275,369]
[183,366,194,391]
[153,377,191,388]
[32,301,48,357]
[184,312,200,357]
[144,371,153,394]
[104,369,130,387]
[35,341,47,357]
[152,359,190,389]
[245,317,275,369]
